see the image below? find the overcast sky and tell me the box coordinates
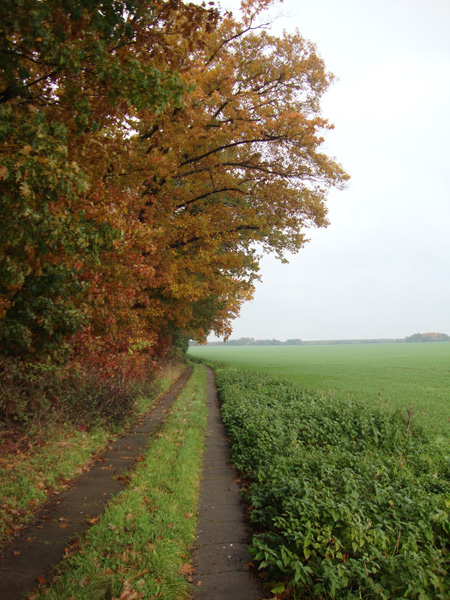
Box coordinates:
[210,0,450,341]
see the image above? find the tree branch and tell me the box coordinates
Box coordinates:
[179,134,287,168]
[175,186,246,209]
[206,21,272,66]
[169,224,261,249]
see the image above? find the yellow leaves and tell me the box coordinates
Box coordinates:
[19,181,32,198]
[181,562,194,581]
[20,145,33,156]
[121,550,130,563]
[0,0,349,359]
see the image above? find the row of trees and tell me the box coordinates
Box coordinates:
[202,334,450,347]
[405,333,450,343]
[0,0,348,388]
[200,337,303,346]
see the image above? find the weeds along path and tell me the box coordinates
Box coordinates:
[0,365,193,600]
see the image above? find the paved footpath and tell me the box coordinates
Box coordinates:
[0,366,193,600]
[191,367,265,599]
[0,365,266,600]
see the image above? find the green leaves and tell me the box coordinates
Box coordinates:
[217,368,450,599]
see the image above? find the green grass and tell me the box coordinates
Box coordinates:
[30,363,207,600]
[189,343,450,437]
[0,423,114,543]
[0,363,186,544]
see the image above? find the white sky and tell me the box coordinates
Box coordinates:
[211,0,450,341]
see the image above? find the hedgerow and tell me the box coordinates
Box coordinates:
[216,367,450,599]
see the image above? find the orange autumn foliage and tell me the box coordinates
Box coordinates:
[1,0,348,373]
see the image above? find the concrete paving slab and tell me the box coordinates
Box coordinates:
[0,539,70,574]
[191,570,263,600]
[201,473,240,485]
[201,464,239,476]
[202,456,233,468]
[205,441,230,447]
[200,473,240,488]
[196,519,251,545]
[0,570,48,599]
[194,542,252,575]
[198,487,243,509]
[203,448,232,457]
[199,501,249,523]
[192,367,265,599]
[20,520,84,542]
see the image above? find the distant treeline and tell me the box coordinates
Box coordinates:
[191,332,450,347]
[405,332,450,343]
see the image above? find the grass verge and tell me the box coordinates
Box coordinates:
[28,363,207,600]
[0,362,186,544]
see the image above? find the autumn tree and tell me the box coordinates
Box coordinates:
[125,1,349,343]
[0,0,348,365]
[0,0,218,358]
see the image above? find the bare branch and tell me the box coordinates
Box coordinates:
[169,224,261,249]
[175,186,247,209]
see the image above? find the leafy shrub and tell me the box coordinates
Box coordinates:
[63,368,140,428]
[0,358,65,430]
[0,357,158,439]
[216,368,450,599]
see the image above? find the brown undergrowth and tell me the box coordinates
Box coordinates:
[0,359,186,544]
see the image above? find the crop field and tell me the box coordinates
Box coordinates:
[188,344,450,597]
[189,343,450,438]
[214,367,450,598]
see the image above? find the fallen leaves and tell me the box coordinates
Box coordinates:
[113,579,145,600]
[180,562,195,582]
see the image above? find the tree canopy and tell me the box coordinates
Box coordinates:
[0,0,349,370]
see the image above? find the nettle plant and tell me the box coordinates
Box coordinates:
[216,368,450,600]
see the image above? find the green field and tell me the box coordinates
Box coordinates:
[189,343,450,437]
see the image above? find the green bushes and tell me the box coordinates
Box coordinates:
[216,368,450,599]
